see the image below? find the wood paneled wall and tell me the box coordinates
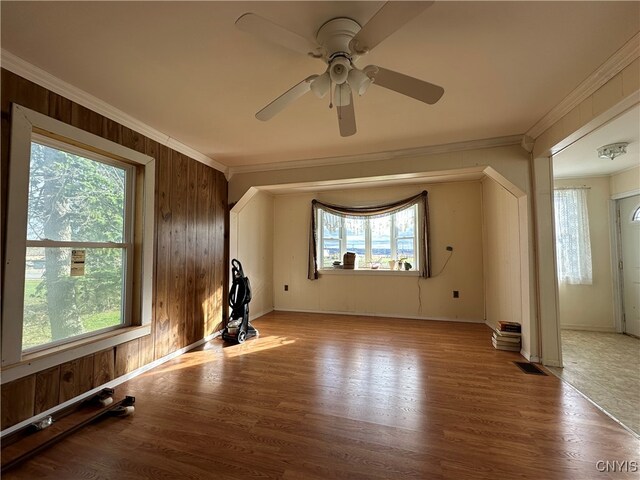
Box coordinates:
[0,69,228,430]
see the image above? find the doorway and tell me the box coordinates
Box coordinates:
[617,194,640,338]
[549,104,640,436]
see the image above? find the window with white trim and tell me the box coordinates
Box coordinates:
[22,136,135,352]
[317,205,418,270]
[553,188,592,285]
[3,104,154,373]
[632,206,640,223]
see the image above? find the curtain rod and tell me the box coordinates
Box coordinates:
[554,186,591,190]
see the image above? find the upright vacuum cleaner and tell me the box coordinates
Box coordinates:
[221,259,259,344]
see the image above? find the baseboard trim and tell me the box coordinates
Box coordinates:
[542,358,562,367]
[274,308,485,324]
[0,330,222,438]
[561,325,617,333]
[520,349,541,363]
[250,308,274,322]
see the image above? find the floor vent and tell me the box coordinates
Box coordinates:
[514,362,547,375]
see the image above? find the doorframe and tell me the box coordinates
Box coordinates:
[610,189,640,333]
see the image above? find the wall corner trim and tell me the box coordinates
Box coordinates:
[0,49,229,176]
[525,32,640,140]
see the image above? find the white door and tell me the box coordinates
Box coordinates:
[619,194,640,337]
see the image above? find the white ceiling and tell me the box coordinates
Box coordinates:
[553,104,640,179]
[1,1,639,168]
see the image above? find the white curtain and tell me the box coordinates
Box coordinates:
[554,188,593,285]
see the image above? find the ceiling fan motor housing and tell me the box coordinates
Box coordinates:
[316,17,361,61]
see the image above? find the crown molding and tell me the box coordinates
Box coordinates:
[526,32,640,140]
[0,49,228,176]
[228,134,524,177]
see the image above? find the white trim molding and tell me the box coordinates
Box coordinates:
[228,135,524,177]
[0,49,228,176]
[274,308,485,324]
[2,104,155,373]
[559,325,617,333]
[526,32,640,140]
[0,330,222,438]
[611,188,640,201]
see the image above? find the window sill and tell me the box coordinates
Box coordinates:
[319,269,419,277]
[1,324,151,384]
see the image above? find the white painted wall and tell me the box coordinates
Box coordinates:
[273,182,485,322]
[554,177,615,331]
[482,177,522,330]
[231,190,274,320]
[610,166,640,196]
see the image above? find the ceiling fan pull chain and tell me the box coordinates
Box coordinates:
[329,79,334,109]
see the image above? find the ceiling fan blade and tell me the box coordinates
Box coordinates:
[337,86,356,137]
[349,1,434,54]
[256,75,318,121]
[366,66,444,105]
[236,13,321,57]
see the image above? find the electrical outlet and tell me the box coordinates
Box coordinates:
[284,285,289,291]
[453,290,459,298]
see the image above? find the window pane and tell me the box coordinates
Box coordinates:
[345,217,366,267]
[27,142,126,243]
[321,239,341,268]
[23,247,124,351]
[396,238,415,267]
[322,212,342,239]
[395,207,416,268]
[554,189,592,284]
[370,216,391,265]
[395,206,415,238]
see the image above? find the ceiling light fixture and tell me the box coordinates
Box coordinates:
[597,142,628,160]
[347,68,372,96]
[310,71,331,98]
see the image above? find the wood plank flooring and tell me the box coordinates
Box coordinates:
[4,312,639,479]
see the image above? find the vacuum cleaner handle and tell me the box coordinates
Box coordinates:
[231,258,244,278]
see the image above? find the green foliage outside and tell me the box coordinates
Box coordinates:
[23,279,120,349]
[23,142,126,350]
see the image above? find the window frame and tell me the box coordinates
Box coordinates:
[22,133,137,354]
[317,204,419,271]
[2,104,155,379]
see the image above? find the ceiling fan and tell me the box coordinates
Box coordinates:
[236,1,444,137]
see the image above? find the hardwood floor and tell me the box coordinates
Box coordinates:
[4,312,639,479]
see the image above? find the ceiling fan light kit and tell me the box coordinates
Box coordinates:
[347,68,372,96]
[236,1,443,137]
[310,72,331,98]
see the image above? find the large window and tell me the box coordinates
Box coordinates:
[317,205,418,270]
[22,137,134,352]
[554,188,592,285]
[3,104,154,378]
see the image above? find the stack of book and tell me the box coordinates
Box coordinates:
[492,321,521,351]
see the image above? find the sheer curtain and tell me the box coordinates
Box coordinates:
[554,188,592,285]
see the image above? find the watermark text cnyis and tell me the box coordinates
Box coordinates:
[595,460,638,473]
